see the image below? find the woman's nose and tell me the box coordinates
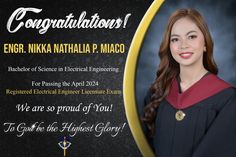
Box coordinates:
[180,39,189,49]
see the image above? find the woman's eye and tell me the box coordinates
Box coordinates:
[171,38,179,42]
[188,35,197,40]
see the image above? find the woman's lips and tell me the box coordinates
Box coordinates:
[179,52,193,59]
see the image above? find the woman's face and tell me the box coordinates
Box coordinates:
[170,17,206,68]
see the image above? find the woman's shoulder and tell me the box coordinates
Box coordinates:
[219,87,236,102]
[208,74,235,96]
[208,86,236,111]
[213,74,236,96]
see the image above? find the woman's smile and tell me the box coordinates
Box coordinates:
[179,52,194,59]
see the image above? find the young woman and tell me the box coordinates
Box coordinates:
[142,8,236,157]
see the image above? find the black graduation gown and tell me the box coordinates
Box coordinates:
[145,74,236,157]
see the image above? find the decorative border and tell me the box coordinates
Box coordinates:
[123,0,165,156]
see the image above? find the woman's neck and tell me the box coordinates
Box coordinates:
[179,65,208,92]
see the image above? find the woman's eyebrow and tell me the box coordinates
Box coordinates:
[170,34,179,37]
[186,30,197,35]
[171,30,198,37]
